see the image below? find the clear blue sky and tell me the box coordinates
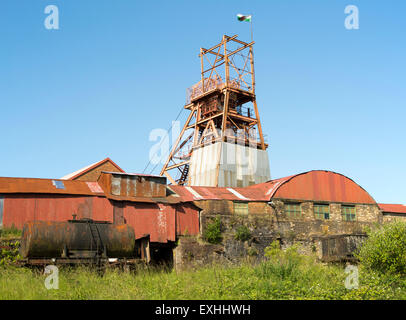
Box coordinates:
[0,1,405,204]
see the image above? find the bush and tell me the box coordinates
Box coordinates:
[0,240,21,265]
[203,216,222,244]
[257,241,303,280]
[234,225,251,242]
[357,221,406,275]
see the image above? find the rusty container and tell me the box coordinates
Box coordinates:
[19,219,136,258]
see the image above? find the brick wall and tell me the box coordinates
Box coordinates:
[73,162,123,182]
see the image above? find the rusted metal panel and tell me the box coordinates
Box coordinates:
[319,234,367,262]
[2,195,109,229]
[91,197,113,222]
[98,172,167,199]
[1,193,200,243]
[378,203,406,214]
[175,203,200,236]
[113,201,125,224]
[121,202,179,243]
[0,177,98,196]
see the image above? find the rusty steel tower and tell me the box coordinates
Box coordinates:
[160,35,270,187]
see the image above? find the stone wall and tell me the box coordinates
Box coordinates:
[382,213,406,223]
[173,199,383,269]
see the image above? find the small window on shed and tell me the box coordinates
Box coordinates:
[234,202,249,215]
[342,205,356,221]
[314,204,330,220]
[284,203,301,218]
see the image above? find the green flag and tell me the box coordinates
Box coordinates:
[237,14,252,22]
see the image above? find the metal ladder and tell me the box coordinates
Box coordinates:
[178,164,189,185]
[88,222,103,255]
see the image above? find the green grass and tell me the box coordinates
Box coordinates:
[1,256,405,300]
[0,226,22,240]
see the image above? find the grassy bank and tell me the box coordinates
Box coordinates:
[1,256,405,300]
[1,222,406,300]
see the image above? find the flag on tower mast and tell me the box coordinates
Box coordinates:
[237,14,253,42]
[237,14,252,22]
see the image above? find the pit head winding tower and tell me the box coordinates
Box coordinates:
[160,35,270,187]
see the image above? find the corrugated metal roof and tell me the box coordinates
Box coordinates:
[168,185,268,202]
[0,176,179,204]
[60,158,125,180]
[379,203,406,214]
[0,177,99,196]
[171,170,377,204]
[0,170,380,206]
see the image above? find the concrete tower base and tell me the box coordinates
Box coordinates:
[188,141,271,187]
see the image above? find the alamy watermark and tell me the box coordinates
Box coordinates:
[44,265,59,290]
[344,264,359,290]
[345,5,359,30]
[44,5,59,30]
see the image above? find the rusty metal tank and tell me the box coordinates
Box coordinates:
[19,219,136,258]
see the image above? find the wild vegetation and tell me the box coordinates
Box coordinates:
[202,216,223,244]
[0,226,21,239]
[0,221,405,300]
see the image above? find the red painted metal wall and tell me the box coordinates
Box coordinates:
[123,203,176,243]
[176,203,200,236]
[2,194,113,229]
[1,194,200,243]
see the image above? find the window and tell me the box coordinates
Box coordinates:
[342,205,356,221]
[234,202,249,215]
[284,203,301,218]
[314,204,330,220]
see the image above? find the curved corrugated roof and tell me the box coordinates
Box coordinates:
[170,170,377,204]
[249,170,377,204]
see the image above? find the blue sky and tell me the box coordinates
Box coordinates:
[0,1,405,204]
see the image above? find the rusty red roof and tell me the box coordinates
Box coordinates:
[172,170,377,204]
[168,185,269,202]
[248,170,377,204]
[378,203,406,214]
[0,177,100,196]
[0,176,179,204]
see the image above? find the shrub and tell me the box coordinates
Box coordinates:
[257,241,303,280]
[203,216,222,244]
[0,240,21,265]
[234,225,251,242]
[356,221,406,275]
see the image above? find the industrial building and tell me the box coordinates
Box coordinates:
[0,35,405,267]
[0,164,405,266]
